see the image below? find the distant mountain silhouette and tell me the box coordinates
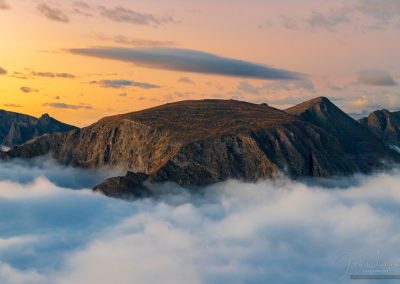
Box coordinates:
[1,97,399,198]
[0,110,77,147]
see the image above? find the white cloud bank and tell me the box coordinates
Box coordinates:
[1,160,400,283]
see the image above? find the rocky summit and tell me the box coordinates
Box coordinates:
[359,109,400,148]
[1,97,399,197]
[286,97,396,173]
[0,110,77,147]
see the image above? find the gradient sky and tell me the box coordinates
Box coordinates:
[1,0,400,126]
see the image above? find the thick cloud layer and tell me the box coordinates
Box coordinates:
[0,158,122,189]
[1,160,400,283]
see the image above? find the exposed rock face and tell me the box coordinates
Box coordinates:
[286,97,396,173]
[93,172,150,199]
[359,109,400,147]
[3,98,399,190]
[0,110,77,147]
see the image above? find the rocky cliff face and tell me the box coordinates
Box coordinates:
[3,98,399,191]
[359,109,400,148]
[0,110,77,146]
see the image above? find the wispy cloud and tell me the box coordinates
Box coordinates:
[71,47,303,80]
[72,1,93,17]
[357,70,398,86]
[178,76,195,84]
[20,87,38,93]
[95,34,175,47]
[306,9,350,31]
[98,6,174,26]
[3,103,21,108]
[280,7,351,32]
[279,0,400,32]
[37,3,69,23]
[31,71,76,79]
[43,102,93,110]
[0,0,9,10]
[354,0,400,27]
[91,79,160,89]
[11,72,27,80]
[73,1,91,10]
[0,67,7,75]
[238,79,315,95]
[238,81,263,95]
[51,3,175,26]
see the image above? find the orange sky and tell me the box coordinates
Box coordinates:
[0,0,399,127]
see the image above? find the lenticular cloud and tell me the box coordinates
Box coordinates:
[1,160,400,284]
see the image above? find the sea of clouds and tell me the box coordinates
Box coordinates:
[1,158,400,284]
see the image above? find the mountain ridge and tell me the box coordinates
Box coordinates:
[0,109,77,147]
[286,96,393,172]
[2,97,399,192]
[359,109,400,147]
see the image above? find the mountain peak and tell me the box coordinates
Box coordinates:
[309,96,331,104]
[285,96,335,115]
[39,113,52,121]
[0,109,77,147]
[360,109,400,147]
[285,95,391,166]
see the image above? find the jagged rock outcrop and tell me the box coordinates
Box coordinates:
[2,98,399,192]
[0,110,77,146]
[94,172,150,199]
[359,109,400,147]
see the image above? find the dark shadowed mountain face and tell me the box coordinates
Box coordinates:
[0,110,77,147]
[286,97,398,172]
[3,98,399,188]
[359,109,400,148]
